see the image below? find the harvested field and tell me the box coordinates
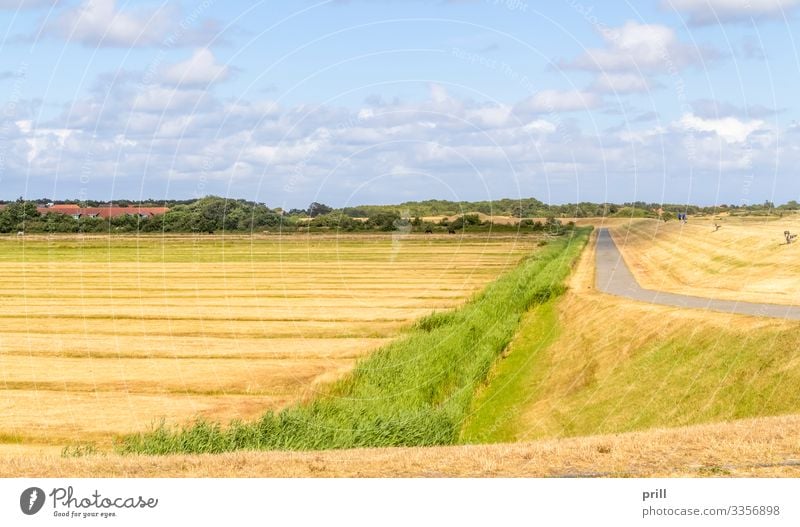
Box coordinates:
[1,413,798,477]
[0,233,539,449]
[609,215,800,305]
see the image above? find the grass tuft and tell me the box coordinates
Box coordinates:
[61,442,98,458]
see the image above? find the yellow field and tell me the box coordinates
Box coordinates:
[0,233,539,450]
[609,215,800,304]
[2,413,797,477]
[4,224,797,477]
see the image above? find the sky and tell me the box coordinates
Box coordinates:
[0,0,799,209]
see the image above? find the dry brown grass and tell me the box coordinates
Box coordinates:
[0,234,538,449]
[609,215,800,305]
[422,213,520,225]
[1,413,797,477]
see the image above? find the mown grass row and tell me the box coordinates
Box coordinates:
[0,236,527,263]
[117,228,591,454]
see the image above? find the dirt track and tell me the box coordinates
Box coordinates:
[595,228,800,319]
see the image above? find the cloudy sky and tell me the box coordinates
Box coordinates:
[0,0,799,208]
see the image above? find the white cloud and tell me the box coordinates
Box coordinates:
[464,105,512,128]
[14,120,75,164]
[430,83,450,104]
[561,21,717,73]
[0,0,56,8]
[515,90,602,113]
[664,0,800,25]
[691,98,780,119]
[131,85,214,114]
[6,65,793,206]
[618,125,668,144]
[46,0,217,47]
[523,119,557,134]
[677,113,766,142]
[590,72,656,94]
[161,48,230,86]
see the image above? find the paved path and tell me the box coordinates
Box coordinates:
[595,228,800,320]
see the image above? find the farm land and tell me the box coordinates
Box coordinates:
[0,233,538,453]
[2,216,800,476]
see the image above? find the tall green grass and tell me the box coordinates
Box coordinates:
[118,229,591,454]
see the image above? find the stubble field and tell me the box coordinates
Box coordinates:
[608,215,800,305]
[0,233,538,453]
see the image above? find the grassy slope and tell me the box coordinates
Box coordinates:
[463,229,800,443]
[521,313,800,438]
[460,300,560,443]
[118,229,591,454]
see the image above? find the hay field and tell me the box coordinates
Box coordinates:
[2,413,798,477]
[0,233,538,451]
[609,215,800,305]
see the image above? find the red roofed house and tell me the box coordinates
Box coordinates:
[37,204,169,219]
[37,204,81,218]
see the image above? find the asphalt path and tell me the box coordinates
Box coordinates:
[594,228,800,320]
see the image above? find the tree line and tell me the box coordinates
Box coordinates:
[0,197,285,234]
[1,196,797,234]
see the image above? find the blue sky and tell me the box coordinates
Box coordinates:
[1,0,799,208]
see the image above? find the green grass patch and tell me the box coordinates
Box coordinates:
[117,228,591,454]
[459,300,560,443]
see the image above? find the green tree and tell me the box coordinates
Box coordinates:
[0,199,40,232]
[308,202,333,218]
[366,211,401,231]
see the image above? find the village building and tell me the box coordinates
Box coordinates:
[35,204,169,219]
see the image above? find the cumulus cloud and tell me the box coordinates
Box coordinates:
[15,120,75,164]
[560,21,719,73]
[664,0,800,25]
[45,0,219,47]
[5,66,792,206]
[590,72,657,94]
[677,113,767,142]
[691,98,782,119]
[160,48,230,87]
[130,85,215,115]
[515,90,602,113]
